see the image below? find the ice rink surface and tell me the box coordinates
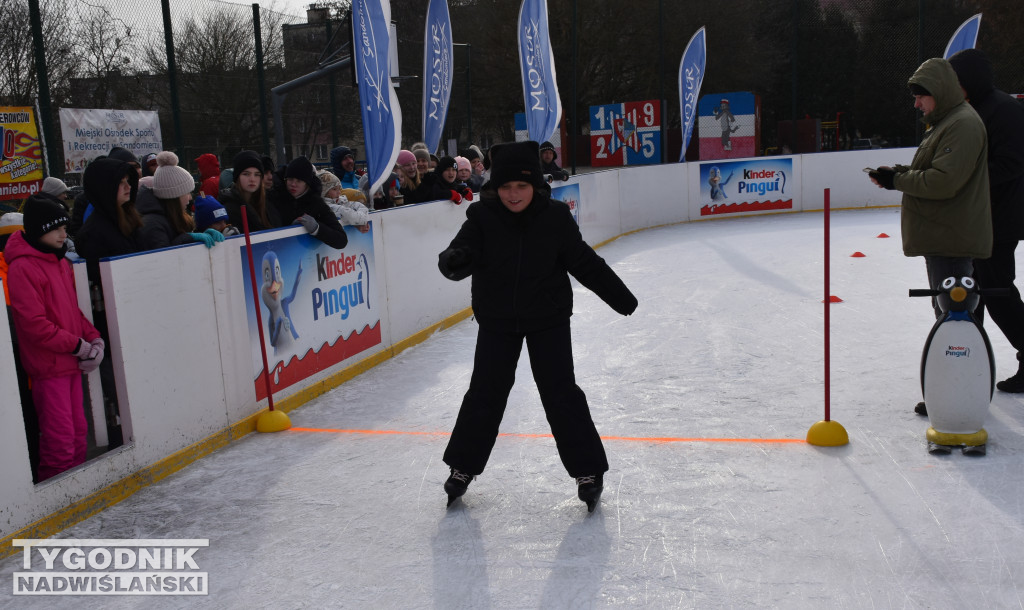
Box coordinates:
[5,207,1024,608]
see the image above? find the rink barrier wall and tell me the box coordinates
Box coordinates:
[0,148,908,554]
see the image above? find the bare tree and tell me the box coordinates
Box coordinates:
[0,0,81,107]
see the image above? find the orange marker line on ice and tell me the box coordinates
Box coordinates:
[289,427,804,444]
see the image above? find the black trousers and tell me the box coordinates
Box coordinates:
[443,321,609,478]
[974,241,1024,359]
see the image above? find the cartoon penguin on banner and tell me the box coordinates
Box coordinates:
[708,166,733,201]
[261,251,303,354]
[911,276,995,455]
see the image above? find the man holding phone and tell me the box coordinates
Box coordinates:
[867,57,991,414]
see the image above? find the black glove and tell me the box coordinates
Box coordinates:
[869,167,896,190]
[438,247,472,280]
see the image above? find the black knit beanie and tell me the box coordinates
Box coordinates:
[285,157,317,184]
[108,146,138,166]
[436,156,458,174]
[23,193,70,240]
[488,141,546,189]
[909,83,932,97]
[233,150,264,182]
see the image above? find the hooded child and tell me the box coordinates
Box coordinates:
[268,156,348,250]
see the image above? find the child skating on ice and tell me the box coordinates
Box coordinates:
[7,194,105,481]
[437,141,638,511]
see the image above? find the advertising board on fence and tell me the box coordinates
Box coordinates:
[240,226,382,400]
[698,158,794,217]
[0,107,44,202]
[589,100,662,167]
[58,108,162,173]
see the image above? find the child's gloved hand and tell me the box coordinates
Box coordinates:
[72,339,91,359]
[294,214,320,235]
[87,338,105,360]
[204,228,226,243]
[461,188,473,202]
[449,190,463,204]
[188,232,217,248]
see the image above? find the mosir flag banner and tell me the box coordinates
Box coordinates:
[0,107,44,202]
[352,0,402,198]
[58,108,161,173]
[518,0,561,144]
[240,226,381,401]
[678,27,706,162]
[422,0,453,153]
[943,13,982,59]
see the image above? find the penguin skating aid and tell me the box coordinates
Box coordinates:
[910,276,999,455]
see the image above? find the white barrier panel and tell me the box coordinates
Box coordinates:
[0,149,911,542]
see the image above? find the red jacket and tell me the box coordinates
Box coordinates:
[5,231,100,379]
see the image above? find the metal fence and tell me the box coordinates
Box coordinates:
[3,0,1023,179]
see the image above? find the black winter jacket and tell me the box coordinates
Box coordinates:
[135,187,196,251]
[218,187,280,233]
[438,190,637,332]
[268,177,348,250]
[955,55,1024,242]
[75,159,141,273]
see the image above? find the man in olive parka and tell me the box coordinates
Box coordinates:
[869,58,992,317]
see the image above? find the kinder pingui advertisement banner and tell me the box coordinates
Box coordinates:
[698,158,793,217]
[551,182,580,224]
[0,107,44,202]
[240,226,382,400]
[59,108,162,173]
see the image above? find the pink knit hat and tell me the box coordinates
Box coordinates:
[455,156,471,172]
[396,149,416,165]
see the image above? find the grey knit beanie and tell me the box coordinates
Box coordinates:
[151,151,195,199]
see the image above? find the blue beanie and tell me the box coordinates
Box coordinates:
[193,195,229,231]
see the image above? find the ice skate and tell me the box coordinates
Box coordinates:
[914,402,928,416]
[576,474,603,512]
[444,468,473,507]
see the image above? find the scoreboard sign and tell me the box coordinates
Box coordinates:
[589,100,662,167]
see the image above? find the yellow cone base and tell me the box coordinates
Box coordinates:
[806,420,849,446]
[926,427,986,448]
[257,409,292,433]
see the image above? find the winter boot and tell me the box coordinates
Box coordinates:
[444,468,473,507]
[576,474,604,512]
[997,360,1024,393]
[914,402,928,416]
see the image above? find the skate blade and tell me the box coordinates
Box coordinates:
[928,442,954,454]
[446,495,461,508]
[961,444,987,456]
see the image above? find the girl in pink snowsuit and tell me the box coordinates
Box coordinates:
[7,194,105,481]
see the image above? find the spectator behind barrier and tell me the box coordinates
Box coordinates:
[194,153,221,199]
[75,158,143,272]
[268,157,348,250]
[194,195,239,236]
[219,150,280,233]
[540,141,570,182]
[7,194,104,481]
[330,146,363,190]
[0,211,40,480]
[138,151,225,251]
[416,156,473,205]
[396,149,421,204]
[319,169,370,233]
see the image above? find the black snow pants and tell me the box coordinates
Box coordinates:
[974,240,1024,359]
[443,320,609,478]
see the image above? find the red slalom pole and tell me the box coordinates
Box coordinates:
[807,188,846,446]
[241,207,280,416]
[824,188,831,422]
